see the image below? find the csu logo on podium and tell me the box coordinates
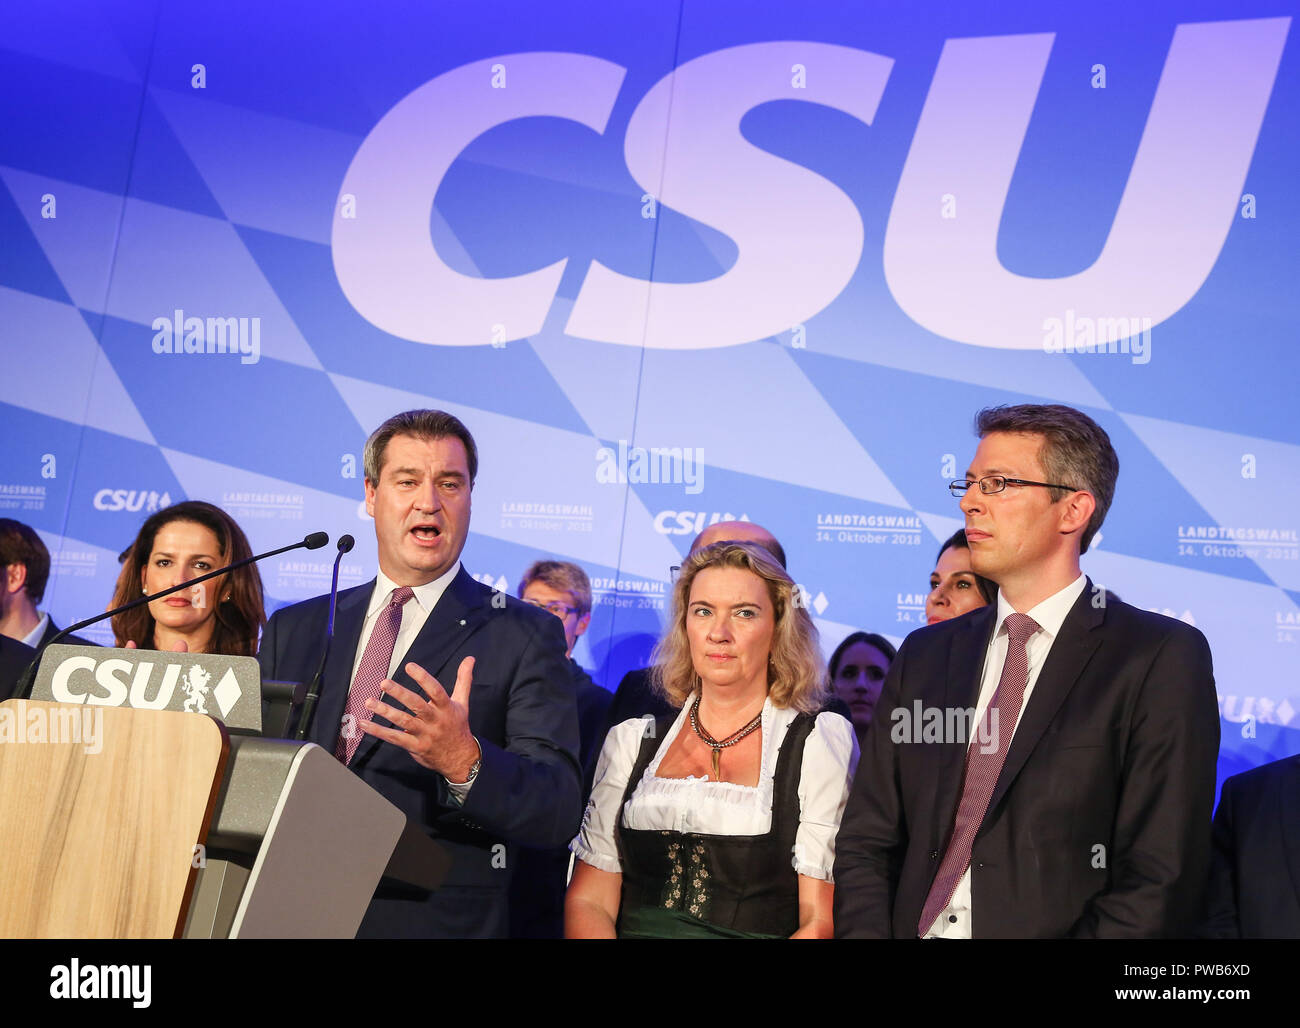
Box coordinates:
[31,645,263,732]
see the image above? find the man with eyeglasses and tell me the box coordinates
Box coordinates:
[511,559,611,936]
[518,559,610,766]
[834,403,1219,938]
[520,560,593,658]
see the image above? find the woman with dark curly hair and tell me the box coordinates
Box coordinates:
[566,541,858,939]
[111,501,265,656]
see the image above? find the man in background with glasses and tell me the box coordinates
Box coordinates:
[520,561,593,658]
[518,559,608,761]
[511,559,612,936]
[834,403,1219,938]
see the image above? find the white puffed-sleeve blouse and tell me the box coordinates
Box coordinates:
[572,695,859,881]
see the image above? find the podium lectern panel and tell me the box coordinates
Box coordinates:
[0,700,228,938]
[2,655,451,938]
[231,743,406,938]
[183,736,451,938]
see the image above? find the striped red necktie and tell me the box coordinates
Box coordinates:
[917,611,1040,937]
[335,586,413,765]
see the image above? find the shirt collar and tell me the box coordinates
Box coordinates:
[994,573,1087,642]
[21,611,49,649]
[369,562,462,618]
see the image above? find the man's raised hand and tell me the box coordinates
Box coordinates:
[360,656,480,781]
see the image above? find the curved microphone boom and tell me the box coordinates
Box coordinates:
[295,533,354,741]
[13,530,330,700]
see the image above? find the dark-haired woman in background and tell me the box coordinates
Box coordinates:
[827,631,897,743]
[111,501,265,655]
[926,529,996,625]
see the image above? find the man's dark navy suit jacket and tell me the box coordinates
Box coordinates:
[1203,755,1300,938]
[258,566,582,938]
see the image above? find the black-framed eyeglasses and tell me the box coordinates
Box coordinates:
[948,475,1079,498]
[525,598,579,618]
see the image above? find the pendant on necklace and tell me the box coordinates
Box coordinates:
[711,746,721,780]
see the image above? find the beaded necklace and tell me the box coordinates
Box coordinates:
[688,693,763,780]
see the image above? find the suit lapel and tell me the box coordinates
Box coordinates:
[312,581,372,751]
[349,567,492,767]
[934,607,997,835]
[1279,756,1300,914]
[984,579,1103,820]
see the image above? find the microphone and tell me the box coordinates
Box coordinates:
[13,530,330,700]
[295,534,354,741]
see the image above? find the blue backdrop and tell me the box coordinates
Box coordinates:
[2,0,1296,791]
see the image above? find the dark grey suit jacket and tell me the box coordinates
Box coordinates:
[834,582,1220,938]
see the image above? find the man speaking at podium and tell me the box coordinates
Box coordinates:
[258,410,582,938]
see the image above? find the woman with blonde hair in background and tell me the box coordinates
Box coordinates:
[566,541,858,938]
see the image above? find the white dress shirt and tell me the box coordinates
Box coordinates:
[349,563,461,686]
[925,573,1088,939]
[572,696,860,881]
[348,563,471,798]
[21,612,49,648]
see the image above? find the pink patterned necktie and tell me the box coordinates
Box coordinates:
[917,611,1040,937]
[336,586,413,765]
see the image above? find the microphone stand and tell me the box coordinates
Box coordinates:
[13,531,331,701]
[295,534,354,741]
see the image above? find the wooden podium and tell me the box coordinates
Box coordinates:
[0,696,447,939]
[0,701,228,937]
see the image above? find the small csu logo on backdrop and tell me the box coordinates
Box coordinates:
[93,489,172,513]
[653,511,750,536]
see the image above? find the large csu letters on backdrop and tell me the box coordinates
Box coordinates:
[332,21,1289,351]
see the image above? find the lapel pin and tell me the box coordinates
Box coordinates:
[459,619,466,626]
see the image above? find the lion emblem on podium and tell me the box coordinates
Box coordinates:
[182,664,212,714]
